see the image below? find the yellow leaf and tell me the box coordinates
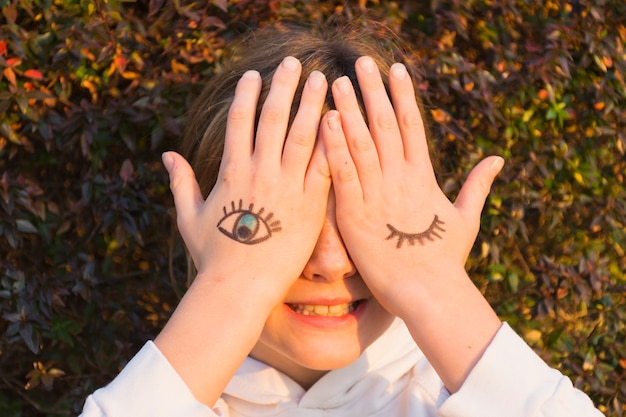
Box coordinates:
[573,171,584,185]
[524,329,542,344]
[121,71,139,80]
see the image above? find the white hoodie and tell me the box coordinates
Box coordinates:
[80,320,603,417]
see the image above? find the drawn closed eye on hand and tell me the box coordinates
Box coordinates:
[386,215,446,249]
[217,199,282,244]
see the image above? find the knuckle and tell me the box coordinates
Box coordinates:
[228,105,250,122]
[260,107,285,124]
[399,112,424,131]
[314,159,331,179]
[169,174,183,193]
[375,112,398,131]
[479,179,491,196]
[351,136,375,153]
[338,165,358,183]
[288,130,313,148]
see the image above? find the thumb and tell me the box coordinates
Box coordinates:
[162,151,204,222]
[454,156,504,220]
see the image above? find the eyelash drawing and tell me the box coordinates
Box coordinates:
[386,215,445,249]
[217,199,282,245]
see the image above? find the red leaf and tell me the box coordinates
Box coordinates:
[6,57,21,67]
[0,40,6,56]
[24,69,44,80]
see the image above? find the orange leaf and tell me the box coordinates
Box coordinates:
[24,69,44,80]
[430,108,451,123]
[2,4,17,24]
[171,58,189,74]
[3,67,16,86]
[114,56,127,72]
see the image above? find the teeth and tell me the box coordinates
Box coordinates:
[288,302,359,317]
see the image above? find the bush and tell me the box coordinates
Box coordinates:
[1,0,624,415]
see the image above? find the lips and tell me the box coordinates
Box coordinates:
[286,301,361,317]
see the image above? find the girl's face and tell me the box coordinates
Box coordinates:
[249,191,396,389]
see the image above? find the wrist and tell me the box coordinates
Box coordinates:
[390,266,501,392]
[155,270,283,406]
[191,269,287,317]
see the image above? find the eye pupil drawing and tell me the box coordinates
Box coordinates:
[386,215,445,249]
[218,200,282,245]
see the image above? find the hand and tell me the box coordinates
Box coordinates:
[321,56,504,318]
[163,56,331,307]
[157,57,331,405]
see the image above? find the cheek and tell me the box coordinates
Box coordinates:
[357,300,396,347]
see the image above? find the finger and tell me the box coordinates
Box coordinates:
[331,76,382,195]
[389,63,431,170]
[454,156,505,221]
[222,70,262,168]
[320,110,364,203]
[304,139,332,205]
[254,56,302,166]
[282,70,328,178]
[162,151,204,226]
[355,56,404,171]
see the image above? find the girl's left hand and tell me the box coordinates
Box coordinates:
[320,56,504,319]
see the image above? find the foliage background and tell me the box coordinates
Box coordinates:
[1,0,624,415]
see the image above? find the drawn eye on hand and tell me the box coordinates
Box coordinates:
[386,215,445,249]
[217,199,282,245]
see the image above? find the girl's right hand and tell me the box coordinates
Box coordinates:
[163,57,331,308]
[156,57,330,406]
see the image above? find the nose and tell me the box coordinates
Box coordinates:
[301,199,356,283]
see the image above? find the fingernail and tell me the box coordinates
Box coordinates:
[335,76,353,95]
[308,71,325,90]
[491,156,505,172]
[162,152,174,172]
[391,63,408,80]
[359,56,376,73]
[326,110,341,132]
[242,70,260,80]
[282,56,300,71]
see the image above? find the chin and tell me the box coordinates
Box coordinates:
[291,338,365,371]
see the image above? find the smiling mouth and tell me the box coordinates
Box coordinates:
[287,301,361,317]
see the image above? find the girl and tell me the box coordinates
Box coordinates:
[81,23,603,416]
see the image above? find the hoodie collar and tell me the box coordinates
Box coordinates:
[223,318,420,412]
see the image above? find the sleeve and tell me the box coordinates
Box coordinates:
[79,341,226,417]
[436,322,604,417]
